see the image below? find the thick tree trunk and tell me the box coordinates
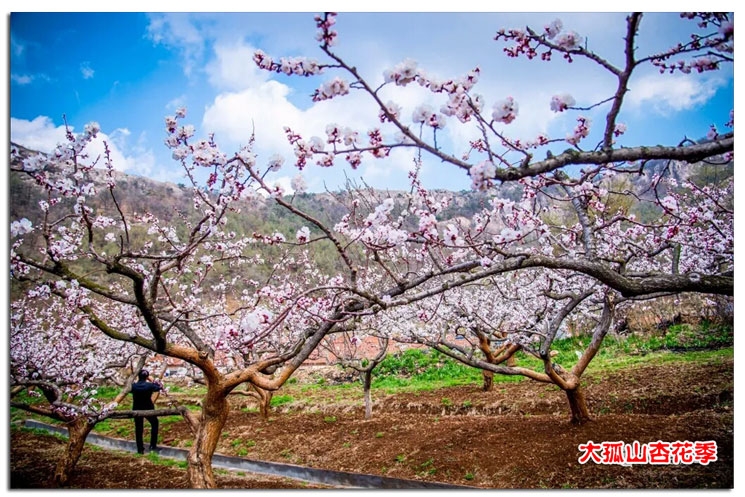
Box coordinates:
[258,388,273,420]
[482,370,494,392]
[186,389,229,488]
[362,371,373,419]
[53,417,94,486]
[565,386,591,425]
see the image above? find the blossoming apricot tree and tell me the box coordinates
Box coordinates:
[10,295,187,485]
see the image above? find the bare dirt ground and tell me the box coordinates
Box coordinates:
[10,357,733,489]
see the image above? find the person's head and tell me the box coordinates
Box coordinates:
[138,369,149,381]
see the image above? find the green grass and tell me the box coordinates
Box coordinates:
[270,394,294,407]
[16,426,67,441]
[279,325,732,402]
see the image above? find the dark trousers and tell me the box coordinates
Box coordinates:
[134,415,159,452]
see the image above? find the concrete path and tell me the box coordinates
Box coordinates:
[24,420,474,489]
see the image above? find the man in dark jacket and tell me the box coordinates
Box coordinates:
[131,369,163,454]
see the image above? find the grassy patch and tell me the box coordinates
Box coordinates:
[270,394,294,407]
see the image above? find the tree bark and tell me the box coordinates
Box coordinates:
[482,370,494,392]
[186,388,229,488]
[53,417,94,486]
[565,386,591,425]
[362,370,373,419]
[257,387,273,420]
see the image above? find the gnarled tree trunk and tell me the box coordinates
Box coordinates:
[256,386,273,420]
[186,388,229,488]
[565,386,591,425]
[54,417,94,486]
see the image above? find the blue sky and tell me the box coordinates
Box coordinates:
[7,9,735,193]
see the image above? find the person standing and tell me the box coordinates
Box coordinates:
[131,369,163,454]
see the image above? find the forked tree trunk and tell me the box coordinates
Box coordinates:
[186,389,229,488]
[362,370,373,419]
[53,417,94,486]
[565,386,591,425]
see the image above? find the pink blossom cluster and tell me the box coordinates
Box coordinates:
[325,123,359,146]
[385,63,485,124]
[550,93,576,112]
[314,12,338,47]
[367,129,389,158]
[496,19,582,63]
[655,56,721,74]
[492,97,519,124]
[496,28,537,59]
[379,101,402,123]
[296,226,311,243]
[291,174,308,194]
[253,50,323,77]
[10,218,33,238]
[383,58,419,86]
[338,198,409,248]
[441,92,484,124]
[412,104,447,129]
[555,31,583,51]
[544,19,563,39]
[312,77,350,102]
[469,160,497,191]
[567,116,591,145]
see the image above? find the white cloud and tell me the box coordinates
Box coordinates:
[11,73,33,85]
[10,34,25,57]
[80,62,95,80]
[626,72,726,115]
[10,116,67,152]
[202,81,299,153]
[206,40,269,91]
[165,95,188,112]
[146,13,207,77]
[10,72,51,86]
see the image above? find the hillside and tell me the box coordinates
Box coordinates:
[10,141,731,231]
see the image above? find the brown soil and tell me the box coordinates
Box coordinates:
[11,357,734,489]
